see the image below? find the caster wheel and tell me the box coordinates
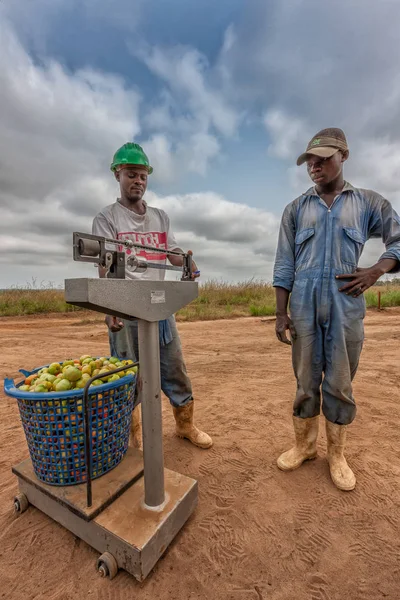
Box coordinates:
[14,493,29,514]
[97,552,118,580]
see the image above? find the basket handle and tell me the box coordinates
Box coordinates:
[19,369,32,377]
[4,378,16,393]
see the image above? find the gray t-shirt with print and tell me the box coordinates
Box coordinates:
[92,200,179,281]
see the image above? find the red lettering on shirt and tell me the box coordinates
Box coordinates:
[117,231,167,261]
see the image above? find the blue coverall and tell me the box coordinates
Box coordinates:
[273,182,400,425]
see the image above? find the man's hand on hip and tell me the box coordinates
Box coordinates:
[275,313,297,345]
[105,315,124,332]
[336,259,397,297]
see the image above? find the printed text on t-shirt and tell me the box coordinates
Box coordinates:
[117,231,167,261]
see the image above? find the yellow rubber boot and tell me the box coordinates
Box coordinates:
[277,416,319,471]
[173,401,213,449]
[129,404,143,450]
[326,421,356,491]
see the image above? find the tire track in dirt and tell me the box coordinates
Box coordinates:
[307,574,330,600]
[318,486,361,512]
[298,530,331,568]
[348,539,390,568]
[295,503,314,524]
[381,512,400,528]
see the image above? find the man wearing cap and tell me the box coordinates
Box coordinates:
[273,128,400,490]
[92,142,213,450]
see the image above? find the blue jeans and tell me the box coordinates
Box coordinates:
[108,316,193,408]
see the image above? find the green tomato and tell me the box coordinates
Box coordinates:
[48,363,61,375]
[97,368,110,382]
[108,374,120,383]
[126,366,138,375]
[55,379,72,392]
[19,385,30,392]
[109,357,119,364]
[75,378,86,389]
[62,360,75,368]
[52,378,62,389]
[63,367,82,382]
[34,384,48,393]
[40,373,57,383]
[82,358,93,365]
[90,379,103,387]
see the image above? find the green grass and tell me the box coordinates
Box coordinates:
[0,289,84,317]
[1,280,400,320]
[249,304,277,317]
[176,280,276,321]
[364,288,400,308]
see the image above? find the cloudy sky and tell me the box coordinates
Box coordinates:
[1,0,400,287]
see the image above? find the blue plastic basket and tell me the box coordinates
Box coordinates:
[4,362,137,487]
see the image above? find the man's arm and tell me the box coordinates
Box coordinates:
[273,203,297,345]
[163,212,200,278]
[337,196,400,296]
[168,249,200,279]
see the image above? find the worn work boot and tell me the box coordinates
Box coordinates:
[325,421,356,491]
[129,404,143,450]
[277,416,319,471]
[173,401,213,449]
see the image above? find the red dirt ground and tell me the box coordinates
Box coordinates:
[1,310,399,600]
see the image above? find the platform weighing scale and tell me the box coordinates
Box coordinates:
[12,232,199,581]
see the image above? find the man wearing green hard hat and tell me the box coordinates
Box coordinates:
[92,142,212,450]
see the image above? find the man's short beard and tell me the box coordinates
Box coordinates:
[126,192,143,202]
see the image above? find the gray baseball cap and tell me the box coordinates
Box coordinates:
[297,128,349,166]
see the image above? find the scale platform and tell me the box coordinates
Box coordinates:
[12,449,198,581]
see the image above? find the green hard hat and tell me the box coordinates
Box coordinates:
[110,142,153,174]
